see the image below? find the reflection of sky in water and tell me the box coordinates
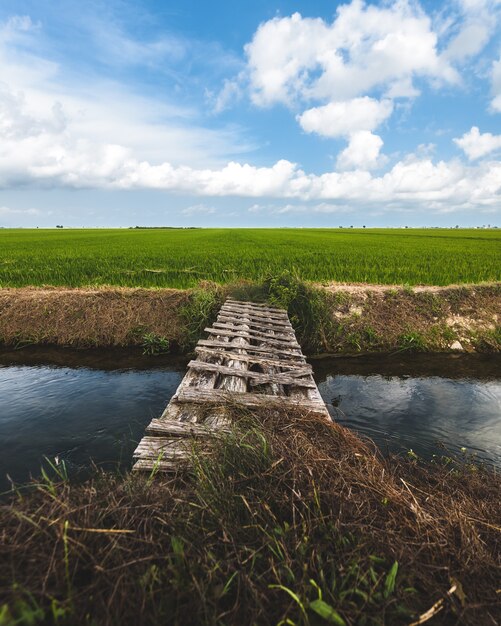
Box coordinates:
[0,365,183,490]
[318,375,501,466]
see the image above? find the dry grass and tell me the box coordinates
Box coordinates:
[1,408,499,625]
[0,287,189,349]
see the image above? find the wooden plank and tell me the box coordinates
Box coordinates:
[225,298,286,313]
[197,338,304,358]
[146,418,230,437]
[195,346,311,370]
[220,306,288,321]
[187,360,316,387]
[204,328,298,348]
[195,346,313,373]
[133,458,187,472]
[218,315,250,392]
[218,309,291,323]
[133,437,193,460]
[216,313,292,331]
[220,305,288,321]
[212,321,295,342]
[176,388,329,415]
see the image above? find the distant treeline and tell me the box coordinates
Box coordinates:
[130,226,201,229]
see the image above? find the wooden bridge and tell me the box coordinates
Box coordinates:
[133,298,329,472]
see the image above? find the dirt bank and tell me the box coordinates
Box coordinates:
[0,287,189,350]
[321,282,500,354]
[0,283,499,353]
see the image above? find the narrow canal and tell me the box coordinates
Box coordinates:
[1,349,499,491]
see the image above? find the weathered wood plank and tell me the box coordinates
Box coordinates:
[133,458,187,472]
[212,321,295,342]
[195,346,310,369]
[196,338,304,358]
[204,327,298,348]
[146,418,230,437]
[217,313,292,330]
[225,298,285,313]
[220,305,288,321]
[176,388,329,415]
[133,437,193,460]
[187,360,316,387]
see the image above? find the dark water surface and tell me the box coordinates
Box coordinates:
[0,348,186,491]
[0,349,499,491]
[314,353,501,467]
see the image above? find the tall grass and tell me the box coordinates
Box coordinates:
[0,228,499,288]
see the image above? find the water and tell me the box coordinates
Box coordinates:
[0,348,185,491]
[314,354,501,466]
[0,349,500,491]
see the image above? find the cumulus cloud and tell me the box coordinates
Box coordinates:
[298,97,393,138]
[454,126,501,159]
[245,3,457,108]
[0,6,500,219]
[336,131,385,170]
[443,22,490,61]
[241,1,481,171]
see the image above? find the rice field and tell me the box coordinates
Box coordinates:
[0,228,499,288]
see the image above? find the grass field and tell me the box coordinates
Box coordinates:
[0,228,499,288]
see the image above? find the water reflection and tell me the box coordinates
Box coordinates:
[316,355,501,466]
[0,361,184,491]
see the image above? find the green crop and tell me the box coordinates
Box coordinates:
[0,228,499,288]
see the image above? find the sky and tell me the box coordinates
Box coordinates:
[0,0,500,228]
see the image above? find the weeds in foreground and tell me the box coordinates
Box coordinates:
[262,271,336,352]
[180,282,223,350]
[141,332,170,356]
[397,331,427,352]
[1,408,499,625]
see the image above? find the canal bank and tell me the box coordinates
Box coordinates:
[0,281,500,354]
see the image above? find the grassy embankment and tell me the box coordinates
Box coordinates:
[1,407,500,626]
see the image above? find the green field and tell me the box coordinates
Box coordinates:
[0,228,499,288]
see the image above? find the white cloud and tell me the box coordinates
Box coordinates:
[0,8,500,219]
[454,126,501,159]
[245,3,457,108]
[206,75,244,113]
[491,55,501,112]
[443,22,491,61]
[1,138,498,214]
[298,97,393,138]
[336,131,385,170]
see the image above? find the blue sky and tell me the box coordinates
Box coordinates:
[0,0,500,227]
